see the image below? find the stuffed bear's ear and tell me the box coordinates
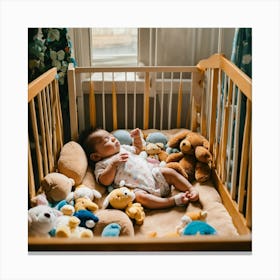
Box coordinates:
[168,130,189,148]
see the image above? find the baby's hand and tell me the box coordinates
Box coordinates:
[185,188,199,202]
[130,128,141,139]
[111,152,129,167]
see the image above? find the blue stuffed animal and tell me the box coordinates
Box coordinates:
[182,221,217,236]
[101,223,121,237]
[74,209,99,230]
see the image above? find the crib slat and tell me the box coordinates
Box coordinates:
[231,88,242,199]
[238,98,252,212]
[30,99,44,182]
[54,78,63,154]
[125,72,128,129]
[28,140,36,199]
[144,72,150,129]
[246,136,252,228]
[176,74,183,128]
[68,64,78,140]
[89,81,96,128]
[160,72,164,130]
[112,79,118,130]
[133,72,136,128]
[209,69,218,155]
[168,72,174,129]
[43,87,55,172]
[220,77,233,182]
[37,91,49,175]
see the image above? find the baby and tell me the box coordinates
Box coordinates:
[82,128,199,209]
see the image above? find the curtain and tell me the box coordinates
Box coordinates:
[230,28,252,193]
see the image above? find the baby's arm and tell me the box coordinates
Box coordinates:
[98,153,129,186]
[130,128,143,154]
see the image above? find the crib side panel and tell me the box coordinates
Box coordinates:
[200,54,252,233]
[28,68,64,203]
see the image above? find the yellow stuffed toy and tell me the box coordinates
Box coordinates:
[55,216,94,238]
[103,186,145,225]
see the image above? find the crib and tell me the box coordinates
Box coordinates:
[28,53,252,251]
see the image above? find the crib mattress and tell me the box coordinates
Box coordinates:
[80,129,238,239]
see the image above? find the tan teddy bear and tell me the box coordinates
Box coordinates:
[166,130,212,182]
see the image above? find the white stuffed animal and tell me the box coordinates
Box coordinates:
[28,205,62,237]
[66,184,102,203]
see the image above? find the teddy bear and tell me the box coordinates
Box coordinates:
[103,186,145,225]
[28,205,62,237]
[165,130,212,182]
[140,142,168,165]
[39,172,75,204]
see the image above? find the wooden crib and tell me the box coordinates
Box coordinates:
[28,53,252,251]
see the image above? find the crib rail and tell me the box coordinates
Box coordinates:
[68,64,203,140]
[28,68,63,202]
[198,54,252,233]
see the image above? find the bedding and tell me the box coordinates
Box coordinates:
[57,128,238,238]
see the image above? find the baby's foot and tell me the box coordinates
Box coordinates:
[185,188,199,202]
[174,192,190,207]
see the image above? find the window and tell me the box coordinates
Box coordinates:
[91,28,138,66]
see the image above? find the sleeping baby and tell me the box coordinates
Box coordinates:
[81,128,199,209]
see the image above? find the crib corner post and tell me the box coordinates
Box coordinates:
[68,63,79,141]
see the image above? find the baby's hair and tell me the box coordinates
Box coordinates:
[79,127,102,162]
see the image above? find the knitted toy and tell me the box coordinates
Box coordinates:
[166,130,212,182]
[101,223,122,237]
[103,186,145,225]
[28,205,62,237]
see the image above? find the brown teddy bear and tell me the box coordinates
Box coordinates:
[165,130,212,182]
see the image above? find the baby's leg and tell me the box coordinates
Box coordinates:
[160,167,199,202]
[134,189,176,209]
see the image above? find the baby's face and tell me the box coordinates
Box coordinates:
[91,130,120,160]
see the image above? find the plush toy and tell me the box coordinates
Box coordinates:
[30,193,50,207]
[145,132,168,146]
[140,142,168,165]
[66,185,101,212]
[166,130,212,182]
[182,221,217,236]
[176,210,208,235]
[40,172,75,203]
[55,200,75,216]
[113,129,133,145]
[28,205,62,237]
[74,209,99,229]
[93,209,134,237]
[66,184,102,203]
[101,223,122,237]
[74,197,99,213]
[55,216,93,238]
[103,187,145,225]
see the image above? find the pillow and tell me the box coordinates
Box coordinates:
[58,141,88,186]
